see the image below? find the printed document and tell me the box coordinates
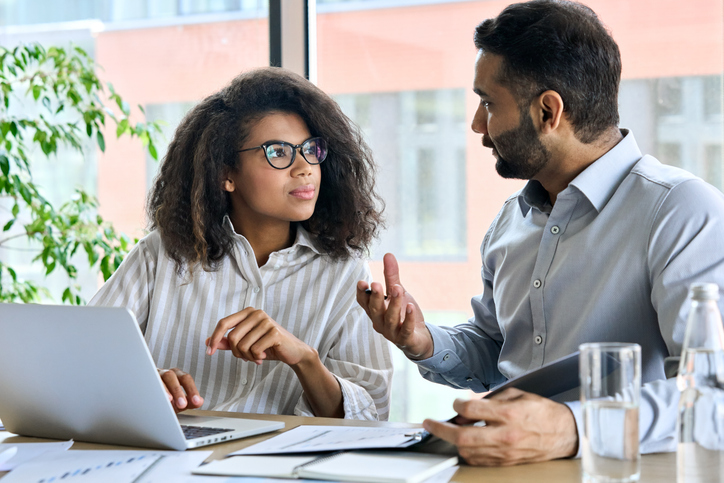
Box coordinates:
[231,425,427,455]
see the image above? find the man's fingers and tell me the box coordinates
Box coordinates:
[356,281,371,312]
[422,419,483,447]
[366,281,389,332]
[452,397,518,424]
[398,302,418,339]
[382,253,402,290]
[382,284,406,337]
[486,387,525,401]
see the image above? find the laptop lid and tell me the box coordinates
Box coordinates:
[0,303,283,450]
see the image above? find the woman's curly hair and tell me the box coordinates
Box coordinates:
[147,67,384,272]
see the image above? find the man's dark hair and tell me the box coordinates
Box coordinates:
[147,67,383,272]
[474,0,621,143]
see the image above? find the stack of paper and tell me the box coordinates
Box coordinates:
[194,451,458,483]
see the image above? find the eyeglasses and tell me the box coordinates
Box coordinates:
[238,137,328,170]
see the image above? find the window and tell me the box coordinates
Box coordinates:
[335,89,467,261]
[704,76,723,119]
[656,77,683,118]
[144,102,198,190]
[0,0,267,25]
[621,76,723,186]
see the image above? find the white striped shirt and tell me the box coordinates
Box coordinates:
[88,220,392,420]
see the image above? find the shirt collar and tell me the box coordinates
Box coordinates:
[222,215,322,256]
[517,129,642,215]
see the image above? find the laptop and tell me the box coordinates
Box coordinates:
[0,303,284,450]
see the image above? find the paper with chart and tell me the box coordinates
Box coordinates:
[0,441,73,471]
[0,449,212,483]
[231,425,428,455]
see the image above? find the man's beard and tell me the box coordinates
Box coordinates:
[485,113,552,180]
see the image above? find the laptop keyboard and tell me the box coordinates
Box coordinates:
[181,425,234,440]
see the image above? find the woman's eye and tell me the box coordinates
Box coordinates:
[267,146,288,158]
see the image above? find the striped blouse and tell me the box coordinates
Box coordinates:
[88,219,393,420]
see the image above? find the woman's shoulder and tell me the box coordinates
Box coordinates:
[126,230,165,262]
[296,226,370,274]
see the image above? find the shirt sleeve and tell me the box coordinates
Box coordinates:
[87,234,158,333]
[293,260,393,421]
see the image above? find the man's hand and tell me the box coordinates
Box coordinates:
[422,388,579,466]
[356,253,433,360]
[158,368,204,413]
[206,307,314,367]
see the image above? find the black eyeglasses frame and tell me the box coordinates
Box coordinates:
[237,137,327,170]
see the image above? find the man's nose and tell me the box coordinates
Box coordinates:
[471,106,488,135]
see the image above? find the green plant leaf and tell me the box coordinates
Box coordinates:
[96,131,105,152]
[0,155,8,176]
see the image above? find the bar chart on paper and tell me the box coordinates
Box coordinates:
[0,451,161,483]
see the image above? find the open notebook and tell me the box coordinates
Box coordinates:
[194,451,458,483]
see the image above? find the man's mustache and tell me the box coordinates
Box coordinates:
[482,135,495,149]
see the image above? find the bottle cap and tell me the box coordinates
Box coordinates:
[689,282,720,300]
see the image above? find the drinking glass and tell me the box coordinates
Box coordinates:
[580,343,642,482]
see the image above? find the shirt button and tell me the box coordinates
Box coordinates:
[533,279,542,288]
[241,378,248,385]
[252,287,260,294]
[534,335,543,345]
[551,226,560,234]
[443,354,450,361]
[466,377,473,382]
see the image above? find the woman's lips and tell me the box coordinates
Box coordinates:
[289,185,315,200]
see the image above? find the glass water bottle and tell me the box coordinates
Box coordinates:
[677,283,724,483]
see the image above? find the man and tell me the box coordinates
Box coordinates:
[357,0,724,466]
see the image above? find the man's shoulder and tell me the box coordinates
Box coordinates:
[627,154,724,214]
[629,155,703,191]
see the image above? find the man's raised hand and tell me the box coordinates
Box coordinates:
[356,253,434,360]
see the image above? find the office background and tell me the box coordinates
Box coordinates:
[1,0,722,422]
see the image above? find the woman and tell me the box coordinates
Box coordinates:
[90,67,392,420]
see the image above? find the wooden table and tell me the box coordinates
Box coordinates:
[0,410,677,482]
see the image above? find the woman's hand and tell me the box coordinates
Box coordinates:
[158,368,204,413]
[206,307,315,367]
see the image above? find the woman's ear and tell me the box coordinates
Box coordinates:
[223,177,235,193]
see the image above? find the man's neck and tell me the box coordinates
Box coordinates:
[538,128,623,205]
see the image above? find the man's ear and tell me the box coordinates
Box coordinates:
[532,90,564,134]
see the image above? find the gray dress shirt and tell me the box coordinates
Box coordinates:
[415,130,724,453]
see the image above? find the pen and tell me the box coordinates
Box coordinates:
[0,446,17,468]
[364,288,388,300]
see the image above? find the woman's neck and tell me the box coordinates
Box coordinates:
[229,213,295,267]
